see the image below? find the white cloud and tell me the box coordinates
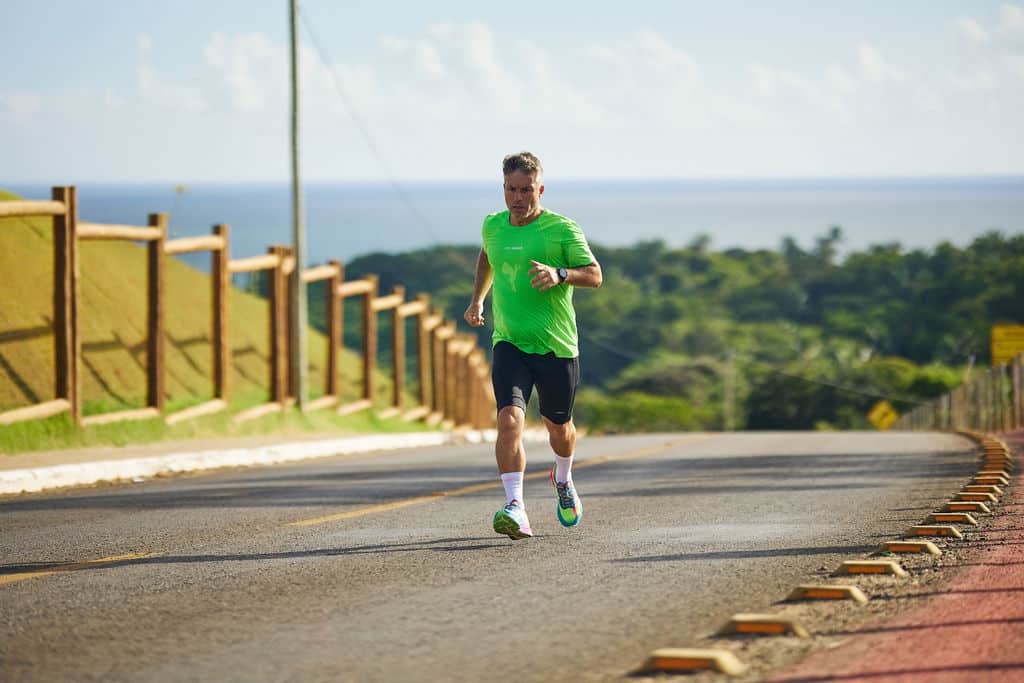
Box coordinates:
[957,18,990,43]
[137,33,155,55]
[1005,54,1024,78]
[136,36,206,113]
[576,30,721,125]
[751,64,818,100]
[204,32,286,112]
[858,43,908,83]
[635,29,701,89]
[379,35,406,52]
[826,65,858,93]
[581,44,628,68]
[949,66,999,91]
[413,42,445,80]
[1000,3,1024,33]
[0,92,42,122]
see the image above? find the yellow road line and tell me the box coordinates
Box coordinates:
[287,434,712,527]
[0,552,157,586]
[4,434,715,583]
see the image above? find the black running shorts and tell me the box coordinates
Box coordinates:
[491,341,580,425]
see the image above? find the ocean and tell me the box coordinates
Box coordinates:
[4,178,1023,269]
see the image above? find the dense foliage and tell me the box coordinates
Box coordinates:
[338,229,1023,432]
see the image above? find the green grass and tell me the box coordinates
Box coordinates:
[0,188,436,454]
[0,403,433,455]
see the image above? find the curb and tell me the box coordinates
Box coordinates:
[0,428,550,496]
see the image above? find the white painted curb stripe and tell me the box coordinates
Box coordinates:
[0,429,547,495]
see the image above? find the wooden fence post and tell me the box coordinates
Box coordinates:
[391,285,406,409]
[431,314,446,418]
[146,213,167,412]
[212,224,230,402]
[444,329,457,423]
[327,260,342,399]
[1011,356,1019,430]
[416,294,430,409]
[362,274,379,403]
[52,186,80,423]
[283,246,296,403]
[268,245,288,405]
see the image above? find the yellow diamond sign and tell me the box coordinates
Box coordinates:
[867,400,899,431]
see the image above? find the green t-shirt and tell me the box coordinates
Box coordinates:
[482,209,595,358]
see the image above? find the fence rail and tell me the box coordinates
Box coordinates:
[896,352,1024,433]
[0,186,494,431]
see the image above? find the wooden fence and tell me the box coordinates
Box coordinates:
[0,186,494,430]
[896,352,1024,433]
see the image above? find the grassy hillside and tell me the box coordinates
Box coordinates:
[0,189,404,421]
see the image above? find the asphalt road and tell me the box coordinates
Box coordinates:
[0,431,978,682]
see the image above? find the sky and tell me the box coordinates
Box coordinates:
[2,0,1023,182]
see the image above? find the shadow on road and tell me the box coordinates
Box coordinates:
[611,544,873,563]
[0,449,977,515]
[0,536,507,576]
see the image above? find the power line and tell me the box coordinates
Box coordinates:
[296,5,442,246]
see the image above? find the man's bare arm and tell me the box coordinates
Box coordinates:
[464,249,494,327]
[528,260,603,292]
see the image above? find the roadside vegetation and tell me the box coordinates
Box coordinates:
[345,228,1023,432]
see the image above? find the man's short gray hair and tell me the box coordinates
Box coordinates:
[502,151,543,178]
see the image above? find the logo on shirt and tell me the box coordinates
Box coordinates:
[505,245,523,250]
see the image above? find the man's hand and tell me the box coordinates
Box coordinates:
[464,301,485,327]
[528,260,560,291]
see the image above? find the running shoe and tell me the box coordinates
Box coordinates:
[492,500,533,539]
[550,466,582,527]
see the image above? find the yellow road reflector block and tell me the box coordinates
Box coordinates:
[973,476,1010,487]
[927,512,978,525]
[718,613,810,638]
[943,501,992,514]
[955,492,998,503]
[640,648,747,676]
[878,540,941,556]
[833,560,907,577]
[964,484,1003,495]
[977,470,1010,479]
[786,584,868,604]
[907,525,963,539]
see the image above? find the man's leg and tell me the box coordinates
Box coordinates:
[543,415,576,481]
[497,405,526,502]
[534,355,582,527]
[490,343,534,539]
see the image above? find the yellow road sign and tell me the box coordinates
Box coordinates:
[867,400,899,431]
[991,324,1024,366]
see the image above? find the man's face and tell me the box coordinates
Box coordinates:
[503,170,544,224]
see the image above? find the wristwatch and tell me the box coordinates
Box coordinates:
[557,267,569,284]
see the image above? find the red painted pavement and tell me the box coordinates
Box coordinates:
[769,432,1024,683]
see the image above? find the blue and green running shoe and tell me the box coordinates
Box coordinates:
[550,466,582,527]
[492,500,533,539]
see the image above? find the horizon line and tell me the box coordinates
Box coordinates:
[4,173,1024,187]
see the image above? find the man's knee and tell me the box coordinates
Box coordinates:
[496,406,525,439]
[544,417,575,444]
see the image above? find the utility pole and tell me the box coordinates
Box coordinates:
[289,0,307,408]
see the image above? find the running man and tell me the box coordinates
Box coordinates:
[464,151,603,540]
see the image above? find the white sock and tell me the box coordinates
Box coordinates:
[554,454,574,483]
[500,472,524,506]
